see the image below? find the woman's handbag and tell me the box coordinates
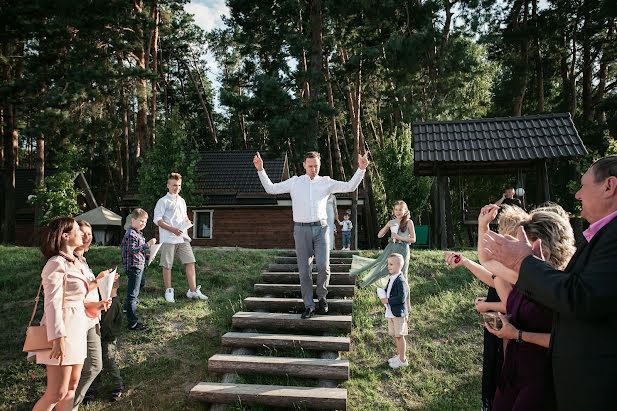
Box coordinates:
[22,271,66,352]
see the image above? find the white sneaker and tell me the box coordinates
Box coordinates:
[388,355,399,364]
[187,285,208,301]
[165,288,175,303]
[389,356,409,369]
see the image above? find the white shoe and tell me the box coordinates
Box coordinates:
[388,355,399,364]
[187,285,208,301]
[165,288,175,303]
[389,356,409,369]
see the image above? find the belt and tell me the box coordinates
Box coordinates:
[295,221,326,227]
[389,238,407,244]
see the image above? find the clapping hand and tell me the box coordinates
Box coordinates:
[478,204,500,229]
[358,153,369,170]
[485,312,517,340]
[253,152,264,171]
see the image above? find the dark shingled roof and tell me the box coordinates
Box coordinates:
[195,151,289,205]
[413,113,587,176]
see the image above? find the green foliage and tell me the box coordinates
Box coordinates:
[137,113,202,213]
[28,171,84,225]
[375,124,432,219]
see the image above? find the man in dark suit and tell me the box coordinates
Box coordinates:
[482,156,617,410]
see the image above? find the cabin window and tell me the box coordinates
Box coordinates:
[193,210,213,239]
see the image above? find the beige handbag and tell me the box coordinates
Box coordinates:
[22,272,66,352]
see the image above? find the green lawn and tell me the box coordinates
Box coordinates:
[0,246,486,410]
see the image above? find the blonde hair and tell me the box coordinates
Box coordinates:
[168,172,182,181]
[392,200,410,233]
[497,204,575,270]
[131,208,148,219]
[388,253,405,266]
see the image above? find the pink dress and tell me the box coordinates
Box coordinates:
[36,253,90,366]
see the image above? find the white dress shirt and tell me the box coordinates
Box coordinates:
[257,168,366,223]
[153,193,191,244]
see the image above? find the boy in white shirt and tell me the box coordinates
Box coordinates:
[339,213,353,250]
[379,253,410,369]
[153,172,207,303]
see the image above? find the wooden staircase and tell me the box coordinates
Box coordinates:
[190,250,358,410]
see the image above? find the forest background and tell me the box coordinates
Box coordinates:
[1,0,616,246]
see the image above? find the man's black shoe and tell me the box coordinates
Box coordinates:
[128,322,148,331]
[301,307,315,319]
[317,298,329,314]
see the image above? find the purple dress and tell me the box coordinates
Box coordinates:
[492,286,554,411]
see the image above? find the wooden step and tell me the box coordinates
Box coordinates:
[189,382,346,410]
[208,354,349,380]
[275,256,352,265]
[254,284,354,297]
[278,249,359,258]
[244,297,352,314]
[261,271,356,285]
[268,263,351,272]
[221,332,351,351]
[232,312,352,333]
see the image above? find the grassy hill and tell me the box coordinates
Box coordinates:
[0,246,486,410]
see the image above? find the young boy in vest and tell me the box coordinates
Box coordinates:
[379,253,410,369]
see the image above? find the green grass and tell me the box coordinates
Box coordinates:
[0,246,487,410]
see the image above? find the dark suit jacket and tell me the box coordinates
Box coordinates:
[386,275,408,317]
[518,216,617,411]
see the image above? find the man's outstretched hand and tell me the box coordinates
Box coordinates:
[358,153,369,170]
[253,152,263,171]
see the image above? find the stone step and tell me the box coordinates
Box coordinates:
[268,263,351,272]
[189,382,346,410]
[244,297,353,314]
[261,271,356,285]
[274,256,352,265]
[277,249,359,258]
[208,354,349,380]
[232,312,352,333]
[254,284,355,298]
[221,332,351,351]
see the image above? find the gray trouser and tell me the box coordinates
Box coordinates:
[294,223,330,308]
[93,337,123,389]
[73,325,102,410]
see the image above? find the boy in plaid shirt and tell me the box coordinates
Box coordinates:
[121,208,156,330]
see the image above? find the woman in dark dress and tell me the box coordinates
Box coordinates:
[477,204,576,411]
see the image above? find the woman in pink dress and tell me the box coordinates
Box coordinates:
[33,217,110,411]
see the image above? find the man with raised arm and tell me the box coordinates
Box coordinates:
[481,156,617,410]
[254,151,369,318]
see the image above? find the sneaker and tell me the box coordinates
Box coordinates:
[83,390,96,405]
[128,322,148,331]
[389,356,409,369]
[186,285,208,301]
[165,288,175,303]
[110,385,124,401]
[387,355,399,364]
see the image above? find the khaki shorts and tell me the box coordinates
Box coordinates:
[388,317,408,337]
[159,241,196,269]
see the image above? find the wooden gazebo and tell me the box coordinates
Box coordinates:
[412,113,587,249]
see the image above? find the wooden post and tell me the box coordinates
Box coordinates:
[536,160,550,203]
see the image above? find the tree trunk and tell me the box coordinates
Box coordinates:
[179,57,218,144]
[2,40,18,244]
[511,0,529,116]
[580,1,594,122]
[297,0,310,104]
[33,135,44,244]
[323,55,345,180]
[307,0,323,150]
[532,0,544,112]
[149,0,159,144]
[190,48,218,144]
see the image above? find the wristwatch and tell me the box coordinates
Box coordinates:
[517,329,523,343]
